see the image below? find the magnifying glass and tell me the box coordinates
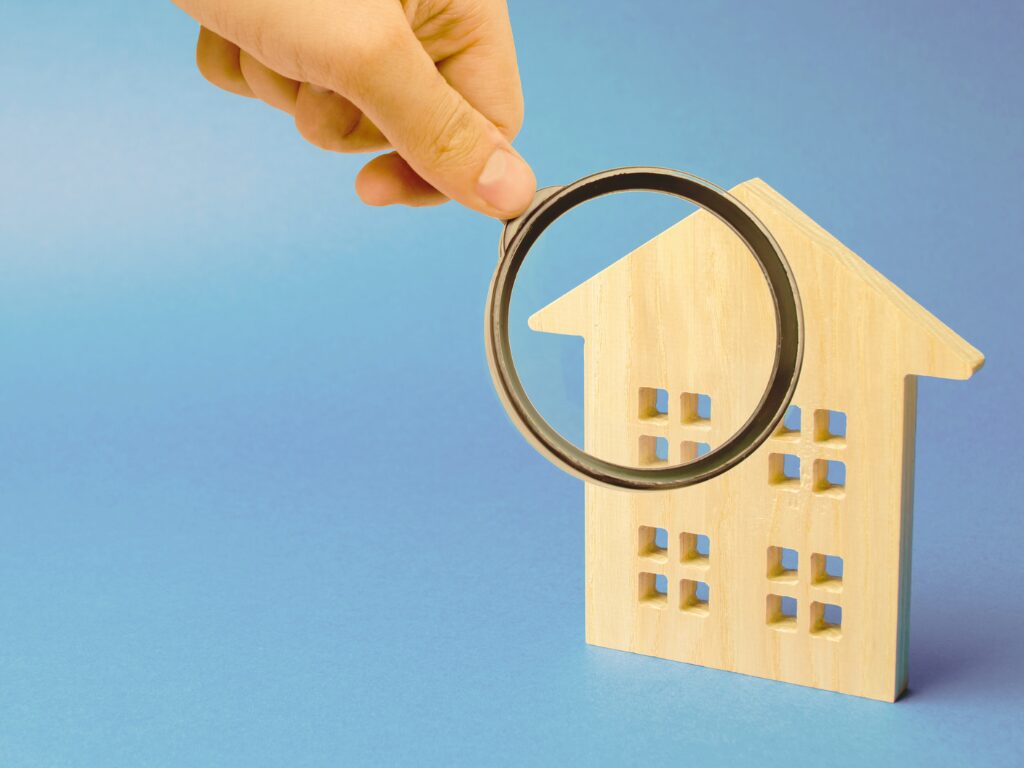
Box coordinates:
[485,167,804,491]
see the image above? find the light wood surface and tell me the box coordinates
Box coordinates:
[528,179,983,702]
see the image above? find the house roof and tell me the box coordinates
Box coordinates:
[528,178,984,381]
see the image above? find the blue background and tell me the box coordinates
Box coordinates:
[2,1,1022,765]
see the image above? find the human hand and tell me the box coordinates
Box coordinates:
[173,0,536,218]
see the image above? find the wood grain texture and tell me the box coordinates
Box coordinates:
[528,179,983,702]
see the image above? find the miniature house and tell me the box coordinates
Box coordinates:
[528,179,983,702]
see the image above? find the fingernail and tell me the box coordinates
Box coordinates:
[476,147,535,215]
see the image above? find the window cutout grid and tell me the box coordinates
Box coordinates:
[814,409,847,444]
[638,526,669,564]
[768,453,801,490]
[811,601,842,640]
[680,440,711,461]
[767,546,799,584]
[639,387,669,423]
[775,404,802,440]
[679,579,709,616]
[639,435,670,466]
[639,572,668,608]
[811,553,843,592]
[813,459,846,496]
[767,594,798,632]
[680,532,710,568]
[680,392,712,426]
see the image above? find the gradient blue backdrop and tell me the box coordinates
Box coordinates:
[2,1,1022,765]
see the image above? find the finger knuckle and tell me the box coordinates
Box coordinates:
[347,30,396,69]
[294,106,337,151]
[195,56,222,89]
[321,24,406,88]
[293,95,358,152]
[418,93,481,169]
[195,37,226,88]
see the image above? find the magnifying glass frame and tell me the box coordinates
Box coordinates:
[485,167,804,491]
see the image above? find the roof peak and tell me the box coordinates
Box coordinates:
[528,178,983,381]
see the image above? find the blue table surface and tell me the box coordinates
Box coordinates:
[2,2,1022,765]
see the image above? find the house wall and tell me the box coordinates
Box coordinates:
[577,190,919,701]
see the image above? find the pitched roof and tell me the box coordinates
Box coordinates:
[528,178,984,381]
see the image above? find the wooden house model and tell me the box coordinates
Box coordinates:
[528,179,983,701]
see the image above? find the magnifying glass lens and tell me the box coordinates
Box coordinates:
[491,169,803,490]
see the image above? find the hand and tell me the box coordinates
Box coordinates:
[173,0,536,219]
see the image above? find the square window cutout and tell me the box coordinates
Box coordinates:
[767,545,799,583]
[680,392,712,424]
[811,553,843,591]
[776,405,801,438]
[680,532,710,566]
[639,572,668,608]
[811,601,842,640]
[638,526,668,563]
[639,387,669,422]
[767,594,797,631]
[639,435,669,466]
[814,409,847,443]
[679,579,709,616]
[680,440,711,461]
[769,453,801,490]
[813,459,846,495]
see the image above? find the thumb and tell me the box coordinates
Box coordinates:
[338,28,536,219]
